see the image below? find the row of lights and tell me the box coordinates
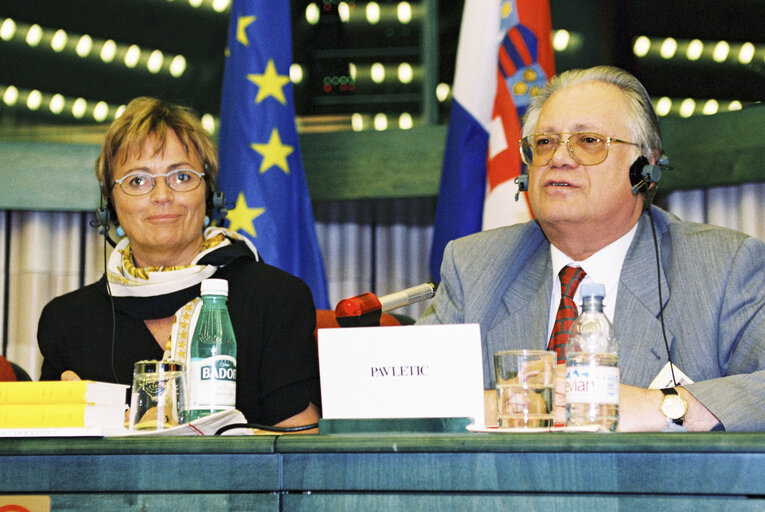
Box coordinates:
[0,83,219,133]
[306,2,416,25]
[6,76,735,133]
[289,62,420,85]
[0,18,187,77]
[654,96,744,118]
[633,36,764,64]
[1,84,123,122]
[351,112,415,131]
[176,0,230,12]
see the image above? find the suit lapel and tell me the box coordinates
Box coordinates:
[485,240,552,357]
[615,211,674,385]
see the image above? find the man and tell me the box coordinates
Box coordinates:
[418,66,765,431]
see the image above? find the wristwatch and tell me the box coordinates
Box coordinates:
[660,387,688,426]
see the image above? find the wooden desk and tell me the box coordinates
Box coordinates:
[2,432,764,511]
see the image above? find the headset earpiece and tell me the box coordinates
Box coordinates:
[92,184,117,247]
[205,167,229,226]
[629,155,667,195]
[514,170,529,201]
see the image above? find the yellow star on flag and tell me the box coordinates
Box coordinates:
[227,192,264,237]
[237,15,256,46]
[250,128,293,174]
[247,59,290,105]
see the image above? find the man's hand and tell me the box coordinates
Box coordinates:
[617,383,720,431]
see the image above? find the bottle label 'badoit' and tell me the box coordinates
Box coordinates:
[188,355,236,409]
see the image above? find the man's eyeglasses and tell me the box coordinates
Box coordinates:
[112,169,205,196]
[518,132,640,167]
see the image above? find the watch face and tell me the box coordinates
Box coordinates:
[661,394,687,420]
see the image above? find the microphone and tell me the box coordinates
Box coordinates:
[334,282,437,327]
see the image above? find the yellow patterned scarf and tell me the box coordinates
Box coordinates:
[104,227,259,364]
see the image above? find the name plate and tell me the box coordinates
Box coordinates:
[318,323,484,426]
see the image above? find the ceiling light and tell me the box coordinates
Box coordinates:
[201,113,216,134]
[660,38,677,59]
[679,98,696,118]
[0,18,16,41]
[553,30,570,52]
[686,39,703,60]
[712,41,729,62]
[436,83,450,102]
[338,2,350,22]
[147,50,164,73]
[169,55,186,77]
[655,97,672,117]
[76,35,93,57]
[373,112,387,131]
[398,63,413,84]
[100,40,117,63]
[397,2,413,24]
[49,94,65,114]
[351,113,364,132]
[211,0,230,13]
[728,101,742,111]
[26,89,42,110]
[50,29,67,52]
[93,101,109,122]
[25,24,43,47]
[702,99,719,115]
[305,3,320,25]
[398,112,413,130]
[72,97,87,119]
[366,2,381,24]
[371,63,385,83]
[188,0,204,7]
[290,63,303,83]
[124,45,141,68]
[3,86,19,106]
[633,36,650,57]
[738,42,755,64]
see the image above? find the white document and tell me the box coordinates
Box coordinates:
[648,362,694,389]
[318,323,485,426]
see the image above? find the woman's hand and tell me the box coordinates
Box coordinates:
[273,402,321,434]
[61,370,81,381]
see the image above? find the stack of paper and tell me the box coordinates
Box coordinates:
[0,380,128,436]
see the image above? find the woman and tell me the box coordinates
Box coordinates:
[37,97,321,429]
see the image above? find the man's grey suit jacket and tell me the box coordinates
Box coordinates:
[418,206,765,431]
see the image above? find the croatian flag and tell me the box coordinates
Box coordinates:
[429,0,555,282]
[217,0,330,308]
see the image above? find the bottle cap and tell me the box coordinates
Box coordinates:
[580,282,605,299]
[201,278,228,297]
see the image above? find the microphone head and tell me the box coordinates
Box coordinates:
[334,292,382,327]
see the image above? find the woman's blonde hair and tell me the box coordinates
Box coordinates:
[96,97,218,202]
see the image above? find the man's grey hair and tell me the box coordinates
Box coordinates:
[521,66,662,158]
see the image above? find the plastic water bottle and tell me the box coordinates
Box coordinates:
[565,282,619,431]
[187,278,237,421]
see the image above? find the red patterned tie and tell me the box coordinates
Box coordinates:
[548,265,587,363]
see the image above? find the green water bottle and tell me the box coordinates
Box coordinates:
[187,278,237,421]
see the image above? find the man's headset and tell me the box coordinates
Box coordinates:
[514,154,672,202]
[92,163,228,246]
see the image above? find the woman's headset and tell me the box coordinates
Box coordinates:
[92,161,228,246]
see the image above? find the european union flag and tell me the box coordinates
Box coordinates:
[218,0,330,309]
